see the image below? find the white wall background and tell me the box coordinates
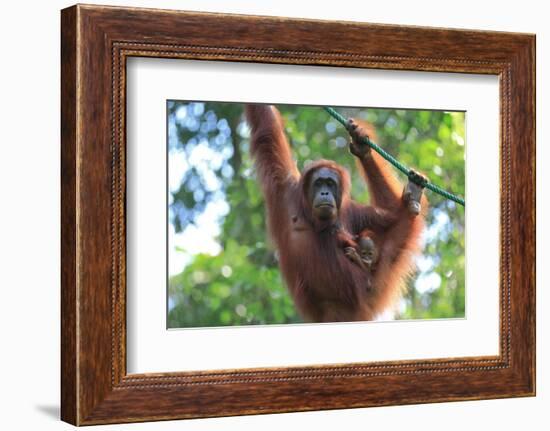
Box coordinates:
[0,1,545,430]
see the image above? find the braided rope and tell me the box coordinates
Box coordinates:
[323,107,465,207]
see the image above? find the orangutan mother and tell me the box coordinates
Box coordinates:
[245,104,426,322]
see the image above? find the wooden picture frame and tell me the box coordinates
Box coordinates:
[61,4,535,425]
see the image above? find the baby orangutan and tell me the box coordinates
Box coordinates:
[337,227,379,290]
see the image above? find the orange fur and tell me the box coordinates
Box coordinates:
[245,104,426,322]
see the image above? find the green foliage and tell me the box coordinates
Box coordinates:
[168,239,301,327]
[167,102,465,327]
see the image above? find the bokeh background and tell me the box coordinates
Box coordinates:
[167,102,465,328]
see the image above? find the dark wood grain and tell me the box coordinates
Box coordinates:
[60,5,78,425]
[60,4,536,425]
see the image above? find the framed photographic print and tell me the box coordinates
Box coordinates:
[61,4,535,425]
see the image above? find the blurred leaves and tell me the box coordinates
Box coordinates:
[168,239,300,327]
[167,102,465,327]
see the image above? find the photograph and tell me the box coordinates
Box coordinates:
[56,3,536,425]
[167,101,466,328]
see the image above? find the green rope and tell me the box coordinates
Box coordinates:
[323,107,465,207]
